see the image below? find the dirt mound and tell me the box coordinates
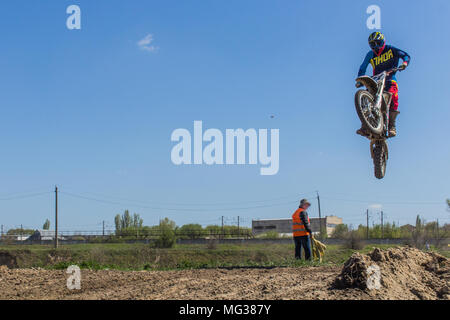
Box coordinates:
[0,252,17,269]
[334,247,449,300]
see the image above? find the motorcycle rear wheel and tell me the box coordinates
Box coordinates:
[355,90,384,136]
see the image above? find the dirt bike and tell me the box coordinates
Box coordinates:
[354,67,401,179]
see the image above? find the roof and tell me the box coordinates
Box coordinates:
[36,230,56,236]
[32,230,65,240]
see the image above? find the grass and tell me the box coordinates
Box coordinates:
[0,242,447,271]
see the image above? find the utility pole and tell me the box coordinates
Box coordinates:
[366,209,369,240]
[55,186,58,249]
[436,219,439,241]
[102,221,105,237]
[221,216,224,239]
[237,216,240,239]
[381,211,384,239]
[1,224,3,241]
[20,224,23,242]
[316,191,322,238]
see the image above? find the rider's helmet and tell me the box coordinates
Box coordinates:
[368,31,386,54]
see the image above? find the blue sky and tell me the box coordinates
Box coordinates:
[0,0,449,232]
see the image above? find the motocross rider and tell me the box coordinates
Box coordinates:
[356,32,411,137]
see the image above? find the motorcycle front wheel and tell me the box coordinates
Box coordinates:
[373,142,387,179]
[355,90,384,136]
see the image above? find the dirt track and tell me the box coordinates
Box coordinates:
[0,247,448,300]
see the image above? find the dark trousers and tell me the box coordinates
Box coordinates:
[294,235,311,260]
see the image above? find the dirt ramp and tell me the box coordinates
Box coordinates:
[334,247,449,300]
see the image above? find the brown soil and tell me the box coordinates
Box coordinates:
[333,247,450,300]
[0,247,448,300]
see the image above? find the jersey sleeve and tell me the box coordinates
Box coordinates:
[358,51,373,77]
[393,46,411,66]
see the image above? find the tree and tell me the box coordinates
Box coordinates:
[447,199,450,211]
[319,228,329,239]
[425,221,438,238]
[154,218,177,248]
[122,210,131,230]
[412,215,425,248]
[331,224,349,239]
[205,225,221,237]
[356,224,368,239]
[7,228,34,236]
[132,213,143,229]
[398,224,414,238]
[114,210,144,236]
[114,214,121,234]
[43,219,50,230]
[178,224,203,239]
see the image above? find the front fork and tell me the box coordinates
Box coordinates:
[370,139,388,160]
[383,92,393,137]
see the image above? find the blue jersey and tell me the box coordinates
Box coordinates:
[358,45,411,85]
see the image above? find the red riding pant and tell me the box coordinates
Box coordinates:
[388,81,399,111]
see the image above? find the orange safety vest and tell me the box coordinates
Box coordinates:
[292,208,310,237]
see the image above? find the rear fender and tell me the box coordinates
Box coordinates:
[356,76,378,95]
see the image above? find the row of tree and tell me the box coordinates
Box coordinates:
[331,215,449,240]
[113,210,252,241]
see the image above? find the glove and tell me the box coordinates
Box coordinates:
[355,82,363,88]
[398,63,407,71]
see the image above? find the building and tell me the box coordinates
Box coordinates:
[252,216,343,237]
[322,216,343,237]
[16,235,30,241]
[27,230,66,242]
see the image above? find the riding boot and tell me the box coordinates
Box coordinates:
[356,125,370,137]
[388,110,400,137]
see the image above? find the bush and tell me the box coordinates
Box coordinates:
[206,239,217,250]
[345,230,364,250]
[71,236,86,241]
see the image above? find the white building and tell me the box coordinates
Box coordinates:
[252,216,343,237]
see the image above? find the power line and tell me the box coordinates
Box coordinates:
[59,191,301,212]
[60,188,317,207]
[320,196,445,205]
[0,187,52,197]
[0,192,51,201]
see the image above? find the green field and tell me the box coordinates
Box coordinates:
[0,243,448,271]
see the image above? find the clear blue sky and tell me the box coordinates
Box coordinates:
[0,0,449,232]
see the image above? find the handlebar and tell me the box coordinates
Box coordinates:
[356,66,405,87]
[386,67,400,75]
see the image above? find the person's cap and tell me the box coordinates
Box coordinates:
[300,199,311,206]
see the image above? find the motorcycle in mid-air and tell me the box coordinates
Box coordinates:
[354,67,400,179]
